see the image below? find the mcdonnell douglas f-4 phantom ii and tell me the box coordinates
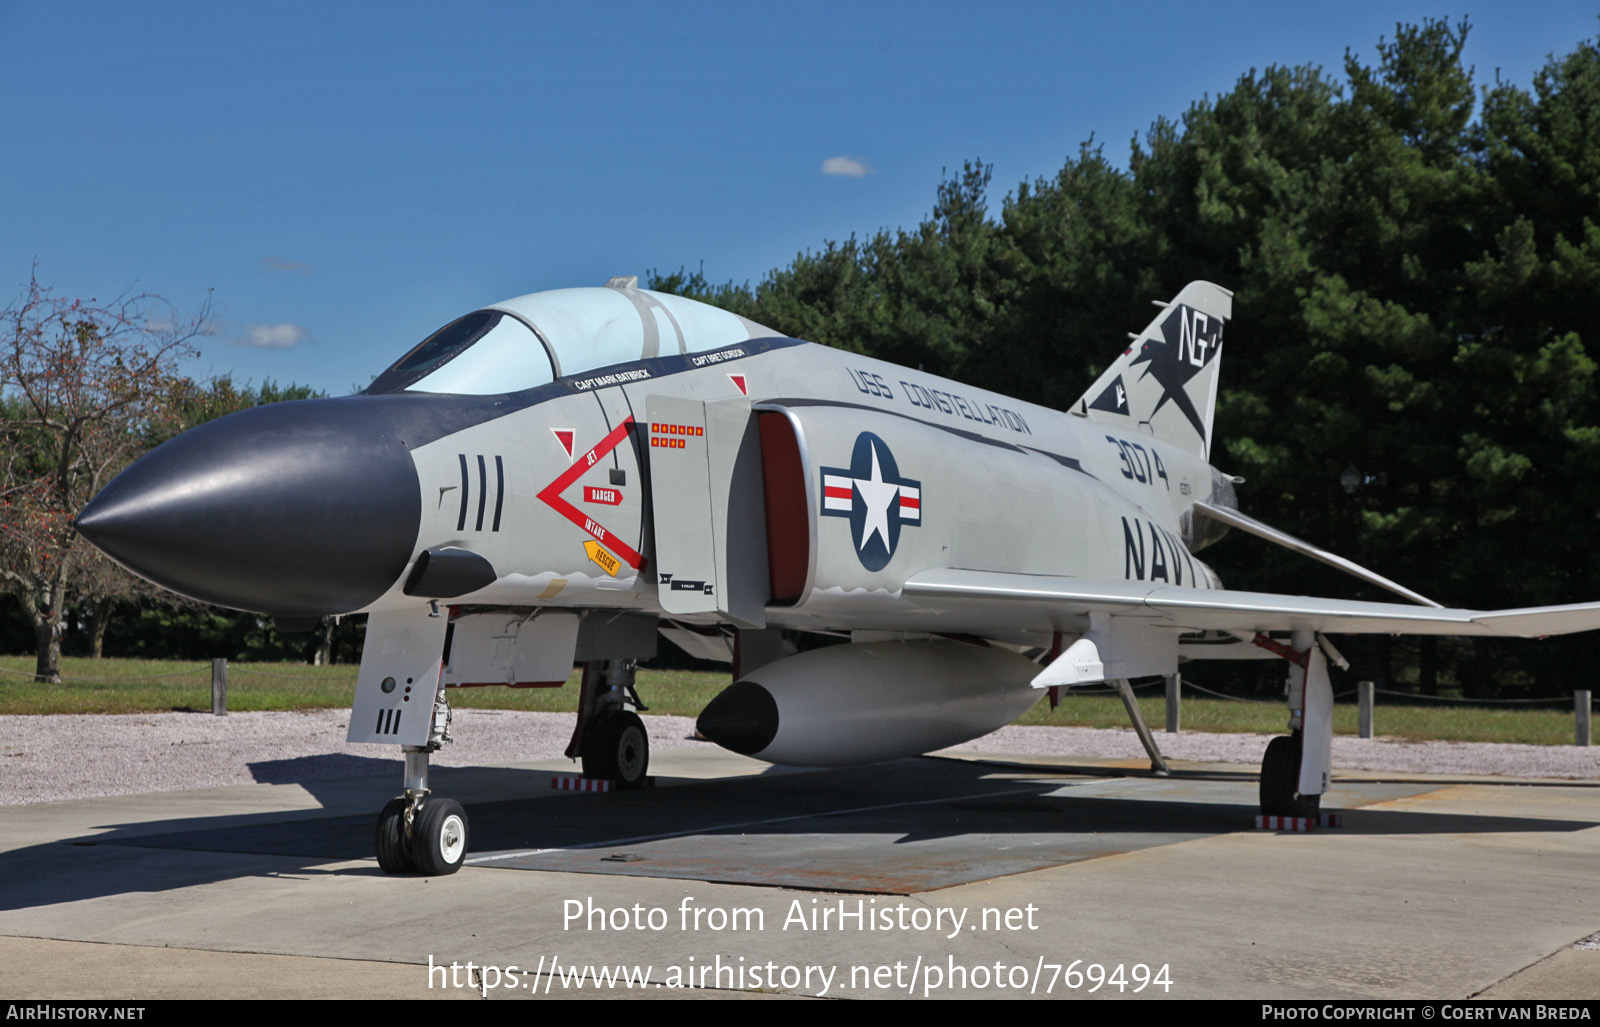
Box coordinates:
[74,276,1600,874]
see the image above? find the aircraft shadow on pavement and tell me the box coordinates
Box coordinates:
[246,753,401,783]
[2,758,1595,908]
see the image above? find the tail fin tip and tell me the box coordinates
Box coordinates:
[1078,281,1232,459]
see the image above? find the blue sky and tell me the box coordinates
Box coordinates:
[2,2,1596,395]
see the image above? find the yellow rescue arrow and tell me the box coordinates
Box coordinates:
[583,540,620,577]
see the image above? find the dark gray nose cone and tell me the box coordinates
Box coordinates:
[76,397,421,616]
[696,681,779,756]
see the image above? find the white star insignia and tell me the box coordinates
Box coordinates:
[853,442,901,554]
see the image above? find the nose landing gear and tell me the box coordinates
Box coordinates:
[374,686,470,876]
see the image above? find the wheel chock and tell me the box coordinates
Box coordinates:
[550,775,657,792]
[1254,812,1343,831]
[551,775,612,792]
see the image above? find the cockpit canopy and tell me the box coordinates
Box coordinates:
[367,282,780,396]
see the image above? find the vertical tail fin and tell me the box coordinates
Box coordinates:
[1076,281,1232,459]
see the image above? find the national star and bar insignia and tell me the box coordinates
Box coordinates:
[820,431,921,571]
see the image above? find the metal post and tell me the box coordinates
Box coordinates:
[1577,690,1591,748]
[1164,673,1180,733]
[1359,680,1374,739]
[211,658,227,716]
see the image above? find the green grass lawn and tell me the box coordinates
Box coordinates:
[0,656,1589,746]
[0,657,721,716]
[1015,689,1590,746]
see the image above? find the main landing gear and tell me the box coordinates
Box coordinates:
[583,708,650,786]
[570,659,651,789]
[1259,731,1319,819]
[1253,628,1335,821]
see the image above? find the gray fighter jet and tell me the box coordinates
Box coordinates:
[74,276,1600,874]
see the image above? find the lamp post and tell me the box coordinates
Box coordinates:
[1337,462,1389,692]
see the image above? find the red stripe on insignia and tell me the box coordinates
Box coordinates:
[900,497,920,509]
[825,486,852,500]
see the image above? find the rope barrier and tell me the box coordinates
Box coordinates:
[1060,679,1169,695]
[1173,679,1280,704]
[637,668,724,682]
[226,668,357,681]
[0,665,211,682]
[1371,688,1593,707]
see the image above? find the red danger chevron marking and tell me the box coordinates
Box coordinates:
[536,418,644,569]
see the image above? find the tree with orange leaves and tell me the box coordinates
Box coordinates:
[0,270,211,681]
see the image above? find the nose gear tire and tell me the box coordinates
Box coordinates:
[410,798,468,875]
[375,797,415,875]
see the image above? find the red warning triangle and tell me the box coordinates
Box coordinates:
[728,373,748,395]
[551,429,574,459]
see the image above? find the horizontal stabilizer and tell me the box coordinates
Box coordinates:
[903,569,1600,639]
[1192,502,1440,608]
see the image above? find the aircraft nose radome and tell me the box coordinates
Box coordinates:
[75,398,421,616]
[695,681,779,756]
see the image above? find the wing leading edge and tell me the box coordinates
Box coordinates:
[902,568,1600,639]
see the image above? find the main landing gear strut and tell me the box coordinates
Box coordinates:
[568,658,651,788]
[1254,628,1336,820]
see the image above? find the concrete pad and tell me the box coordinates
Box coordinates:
[0,937,478,1000]
[1479,949,1600,1000]
[2,748,1598,1000]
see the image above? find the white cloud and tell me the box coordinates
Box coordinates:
[236,323,308,349]
[261,256,312,274]
[821,156,873,177]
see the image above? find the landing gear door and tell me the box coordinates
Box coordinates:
[645,395,769,627]
[348,606,449,746]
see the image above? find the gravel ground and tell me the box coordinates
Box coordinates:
[1,709,1596,806]
[951,723,1600,780]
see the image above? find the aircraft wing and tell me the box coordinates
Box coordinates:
[901,568,1600,638]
